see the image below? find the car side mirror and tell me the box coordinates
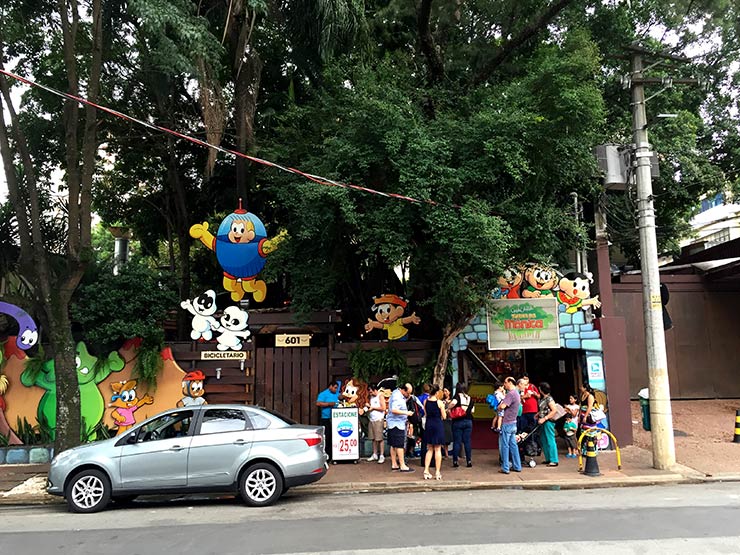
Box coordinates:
[126,432,138,445]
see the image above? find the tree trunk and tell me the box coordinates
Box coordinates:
[227,1,262,202]
[49,297,81,449]
[433,323,465,387]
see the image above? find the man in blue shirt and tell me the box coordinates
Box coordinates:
[386,383,415,473]
[316,381,340,461]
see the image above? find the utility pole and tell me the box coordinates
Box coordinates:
[628,48,686,470]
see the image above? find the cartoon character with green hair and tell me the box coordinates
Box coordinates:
[76,343,125,440]
[20,357,57,439]
[21,342,125,441]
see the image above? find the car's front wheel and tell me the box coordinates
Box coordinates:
[239,463,283,507]
[65,469,112,513]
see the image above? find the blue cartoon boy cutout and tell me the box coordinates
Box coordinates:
[189,200,284,302]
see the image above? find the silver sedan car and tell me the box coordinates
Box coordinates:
[47,405,328,513]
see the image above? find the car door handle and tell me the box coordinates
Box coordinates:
[169,445,184,451]
[233,439,247,445]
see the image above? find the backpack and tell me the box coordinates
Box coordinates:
[486,393,500,410]
[407,396,423,427]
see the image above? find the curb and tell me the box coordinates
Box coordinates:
[293,473,699,496]
[3,471,739,507]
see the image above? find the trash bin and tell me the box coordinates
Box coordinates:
[638,388,650,431]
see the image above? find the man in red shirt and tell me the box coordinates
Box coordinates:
[519,375,541,456]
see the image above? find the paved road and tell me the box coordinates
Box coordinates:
[0,482,739,554]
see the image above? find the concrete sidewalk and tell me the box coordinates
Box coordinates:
[0,445,713,506]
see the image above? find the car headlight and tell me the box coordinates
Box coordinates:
[51,449,75,466]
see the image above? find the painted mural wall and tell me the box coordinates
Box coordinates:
[0,337,207,449]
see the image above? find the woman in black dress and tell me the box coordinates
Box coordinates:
[423,384,447,480]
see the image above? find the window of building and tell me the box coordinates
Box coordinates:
[700,193,724,213]
[704,228,731,249]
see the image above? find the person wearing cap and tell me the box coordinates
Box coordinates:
[177,370,208,407]
[316,380,341,461]
[364,294,421,341]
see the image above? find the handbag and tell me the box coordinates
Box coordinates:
[551,403,567,420]
[449,405,466,419]
[590,407,606,422]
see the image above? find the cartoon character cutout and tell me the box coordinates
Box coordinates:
[76,343,125,441]
[521,264,559,298]
[177,370,207,407]
[364,294,421,341]
[494,267,523,299]
[181,290,220,341]
[109,379,154,435]
[339,377,369,412]
[0,301,38,350]
[20,358,57,438]
[189,200,284,303]
[557,272,602,314]
[215,305,251,351]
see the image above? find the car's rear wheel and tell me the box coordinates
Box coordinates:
[239,463,283,507]
[65,469,111,513]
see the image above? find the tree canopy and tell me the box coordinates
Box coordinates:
[1,0,739,438]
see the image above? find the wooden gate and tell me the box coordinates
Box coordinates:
[254,346,329,425]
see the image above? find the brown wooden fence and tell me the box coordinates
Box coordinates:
[168,341,255,405]
[167,337,438,426]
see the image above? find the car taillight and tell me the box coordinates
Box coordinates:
[301,435,322,447]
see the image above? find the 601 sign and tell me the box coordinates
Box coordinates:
[275,334,310,347]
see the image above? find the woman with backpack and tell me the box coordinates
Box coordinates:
[448,382,474,468]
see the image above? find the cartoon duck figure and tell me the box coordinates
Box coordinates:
[557,272,603,314]
[364,294,421,341]
[215,306,251,351]
[521,264,559,298]
[494,267,523,299]
[181,290,220,341]
[189,200,284,303]
[109,379,154,435]
[177,370,207,407]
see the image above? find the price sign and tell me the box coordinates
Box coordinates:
[275,334,311,347]
[331,407,359,461]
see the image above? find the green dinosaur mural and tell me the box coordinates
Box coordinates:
[20,358,57,439]
[20,342,125,441]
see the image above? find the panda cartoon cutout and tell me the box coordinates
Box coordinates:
[216,305,251,351]
[181,290,220,341]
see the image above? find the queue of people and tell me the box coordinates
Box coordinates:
[316,377,606,477]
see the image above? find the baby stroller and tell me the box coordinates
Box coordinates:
[497,423,542,468]
[517,423,542,468]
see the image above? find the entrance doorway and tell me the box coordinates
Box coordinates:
[522,348,579,403]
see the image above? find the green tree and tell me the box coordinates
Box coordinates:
[0,0,106,452]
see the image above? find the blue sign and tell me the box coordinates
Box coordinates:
[337,420,353,438]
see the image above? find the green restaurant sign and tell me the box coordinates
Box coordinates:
[486,298,560,350]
